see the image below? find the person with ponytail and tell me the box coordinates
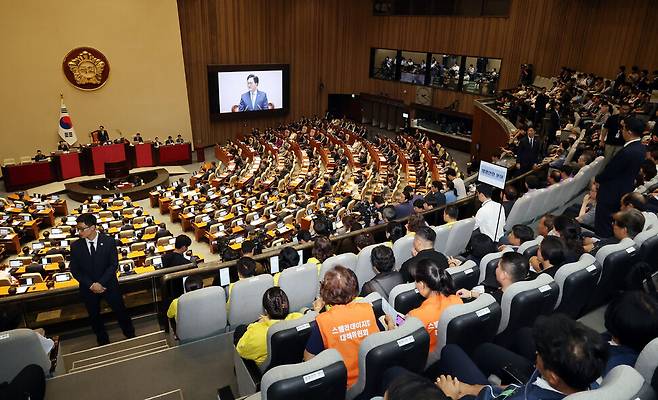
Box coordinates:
[235,287,303,365]
[386,258,462,354]
[552,215,584,263]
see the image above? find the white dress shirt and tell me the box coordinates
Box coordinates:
[474,199,506,241]
[250,91,257,110]
[623,138,641,148]
[86,232,99,255]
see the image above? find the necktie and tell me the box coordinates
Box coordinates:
[529,138,533,147]
[90,242,96,258]
[251,92,256,109]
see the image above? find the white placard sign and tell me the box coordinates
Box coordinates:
[478,161,508,189]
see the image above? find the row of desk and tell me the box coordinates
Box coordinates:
[2,142,192,191]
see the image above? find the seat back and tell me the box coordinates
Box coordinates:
[319,253,357,279]
[636,337,658,386]
[634,226,658,248]
[176,286,227,343]
[587,238,637,312]
[504,193,533,229]
[278,263,320,311]
[228,274,274,327]
[0,328,51,382]
[431,224,452,254]
[156,236,173,246]
[392,235,415,270]
[497,273,559,336]
[643,211,658,231]
[260,349,347,400]
[517,235,543,258]
[553,254,600,318]
[443,218,476,257]
[434,293,501,365]
[637,233,658,272]
[564,365,645,400]
[388,283,424,315]
[355,244,380,290]
[346,317,429,400]
[478,248,513,284]
[446,260,480,293]
[261,311,318,372]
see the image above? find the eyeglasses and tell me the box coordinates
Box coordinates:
[78,225,94,232]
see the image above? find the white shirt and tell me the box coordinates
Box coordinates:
[86,232,99,255]
[453,177,467,199]
[250,91,257,109]
[474,199,506,241]
[623,138,641,148]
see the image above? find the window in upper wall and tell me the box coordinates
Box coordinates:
[461,57,501,95]
[370,48,399,81]
[399,51,429,85]
[429,54,463,91]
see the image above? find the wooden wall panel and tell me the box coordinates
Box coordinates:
[178,0,658,147]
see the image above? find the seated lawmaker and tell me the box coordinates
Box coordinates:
[304,266,381,388]
[360,245,403,298]
[154,223,173,240]
[33,150,47,162]
[162,235,193,268]
[165,135,175,145]
[176,134,185,144]
[57,140,70,151]
[457,252,528,303]
[235,287,303,365]
[133,132,144,143]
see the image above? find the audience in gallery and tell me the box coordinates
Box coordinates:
[5,69,658,398]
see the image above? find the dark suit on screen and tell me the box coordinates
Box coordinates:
[69,232,134,344]
[594,140,646,237]
[238,90,269,111]
[516,135,541,172]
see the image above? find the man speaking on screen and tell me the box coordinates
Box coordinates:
[238,74,269,111]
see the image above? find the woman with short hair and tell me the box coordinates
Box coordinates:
[304,266,381,388]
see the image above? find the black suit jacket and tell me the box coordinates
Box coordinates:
[516,136,541,170]
[69,233,119,292]
[399,249,449,283]
[595,141,646,206]
[154,229,173,240]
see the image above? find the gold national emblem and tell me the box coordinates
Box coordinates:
[62,47,110,90]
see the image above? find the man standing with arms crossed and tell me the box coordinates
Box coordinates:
[70,214,135,346]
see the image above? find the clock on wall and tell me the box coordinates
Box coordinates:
[415,86,432,105]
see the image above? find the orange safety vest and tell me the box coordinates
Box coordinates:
[408,294,463,353]
[316,302,379,387]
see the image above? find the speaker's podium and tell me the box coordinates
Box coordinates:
[104,161,130,182]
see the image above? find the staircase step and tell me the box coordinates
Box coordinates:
[69,343,169,373]
[70,339,169,370]
[144,389,184,400]
[62,331,167,372]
